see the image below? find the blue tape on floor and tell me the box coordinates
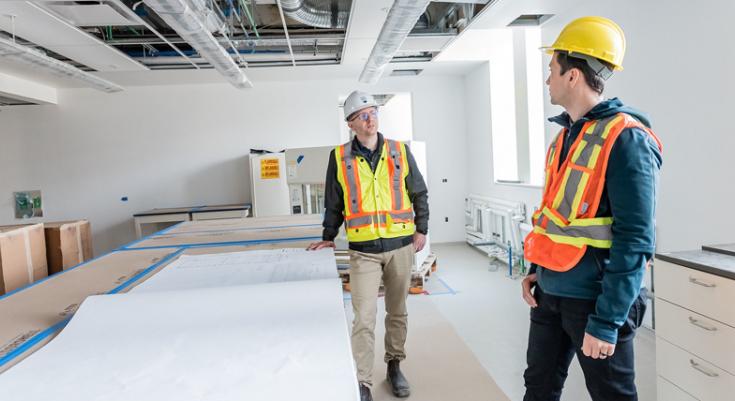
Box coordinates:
[119,235,321,251]
[0,251,113,301]
[155,220,188,235]
[0,223,319,368]
[0,247,186,369]
[107,248,185,294]
[432,276,458,296]
[153,223,322,237]
[0,317,72,368]
[118,220,188,250]
[0,217,321,367]
[2,219,191,300]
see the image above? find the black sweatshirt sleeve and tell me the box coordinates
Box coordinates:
[322,150,345,241]
[404,146,429,234]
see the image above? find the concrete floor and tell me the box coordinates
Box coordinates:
[426,243,657,401]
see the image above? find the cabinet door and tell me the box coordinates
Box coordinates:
[656,299,735,374]
[656,338,735,401]
[657,376,698,401]
[654,260,735,327]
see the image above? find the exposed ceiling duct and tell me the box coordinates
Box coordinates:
[188,0,229,33]
[143,0,252,88]
[359,0,431,84]
[0,36,123,93]
[280,0,351,28]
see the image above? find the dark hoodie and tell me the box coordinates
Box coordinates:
[532,98,663,344]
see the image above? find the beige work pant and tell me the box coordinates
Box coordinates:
[349,243,414,387]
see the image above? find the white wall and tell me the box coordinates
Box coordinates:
[0,75,467,254]
[465,0,735,252]
[465,63,543,223]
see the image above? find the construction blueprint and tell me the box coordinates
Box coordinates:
[0,248,358,401]
[133,248,338,293]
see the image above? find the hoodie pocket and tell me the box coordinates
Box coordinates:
[591,250,606,279]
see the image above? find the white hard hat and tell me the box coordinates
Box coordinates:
[343,90,378,121]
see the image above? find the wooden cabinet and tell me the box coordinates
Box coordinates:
[654,248,735,401]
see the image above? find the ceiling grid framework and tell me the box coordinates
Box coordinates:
[0,0,493,95]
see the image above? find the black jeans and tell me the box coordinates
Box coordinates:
[523,286,647,401]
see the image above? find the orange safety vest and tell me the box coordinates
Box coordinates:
[335,139,415,243]
[524,112,663,272]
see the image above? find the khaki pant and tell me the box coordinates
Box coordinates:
[349,244,414,387]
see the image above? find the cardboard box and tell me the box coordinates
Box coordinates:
[44,220,93,275]
[0,223,48,295]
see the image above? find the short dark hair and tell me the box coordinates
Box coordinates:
[555,51,613,95]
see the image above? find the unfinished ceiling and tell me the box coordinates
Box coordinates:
[0,0,493,96]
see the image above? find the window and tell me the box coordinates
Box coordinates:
[490,27,546,186]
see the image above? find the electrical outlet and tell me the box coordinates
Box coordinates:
[14,190,43,219]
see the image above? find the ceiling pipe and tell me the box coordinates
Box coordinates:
[0,35,124,93]
[143,0,252,88]
[279,0,351,29]
[359,0,431,84]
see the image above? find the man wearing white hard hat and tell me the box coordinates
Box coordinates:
[309,90,429,401]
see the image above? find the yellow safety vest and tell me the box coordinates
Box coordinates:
[335,139,416,243]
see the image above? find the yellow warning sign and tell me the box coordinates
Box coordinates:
[260,158,281,179]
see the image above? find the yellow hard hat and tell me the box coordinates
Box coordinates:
[542,16,626,71]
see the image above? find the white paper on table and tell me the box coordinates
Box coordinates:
[133,248,338,293]
[0,279,359,401]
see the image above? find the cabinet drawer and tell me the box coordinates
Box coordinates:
[656,338,735,401]
[654,260,735,327]
[656,299,735,374]
[657,376,697,401]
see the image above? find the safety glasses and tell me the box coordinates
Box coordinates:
[350,108,378,122]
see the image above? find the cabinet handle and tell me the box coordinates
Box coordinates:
[690,359,719,377]
[688,316,718,331]
[689,276,716,288]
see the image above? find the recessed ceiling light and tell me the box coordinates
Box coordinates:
[390,69,422,77]
[508,14,554,27]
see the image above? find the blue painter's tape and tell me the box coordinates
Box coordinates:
[0,251,112,301]
[120,236,322,251]
[0,317,72,368]
[116,220,189,251]
[107,248,185,294]
[434,276,458,296]
[154,220,188,235]
[151,223,322,237]
[1,217,190,300]
[0,247,185,369]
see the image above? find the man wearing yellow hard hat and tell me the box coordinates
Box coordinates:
[520,17,663,400]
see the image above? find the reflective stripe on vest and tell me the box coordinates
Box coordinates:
[524,112,663,271]
[344,211,415,229]
[387,139,405,211]
[340,142,362,215]
[335,139,415,242]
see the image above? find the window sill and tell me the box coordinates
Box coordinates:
[493,181,543,189]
